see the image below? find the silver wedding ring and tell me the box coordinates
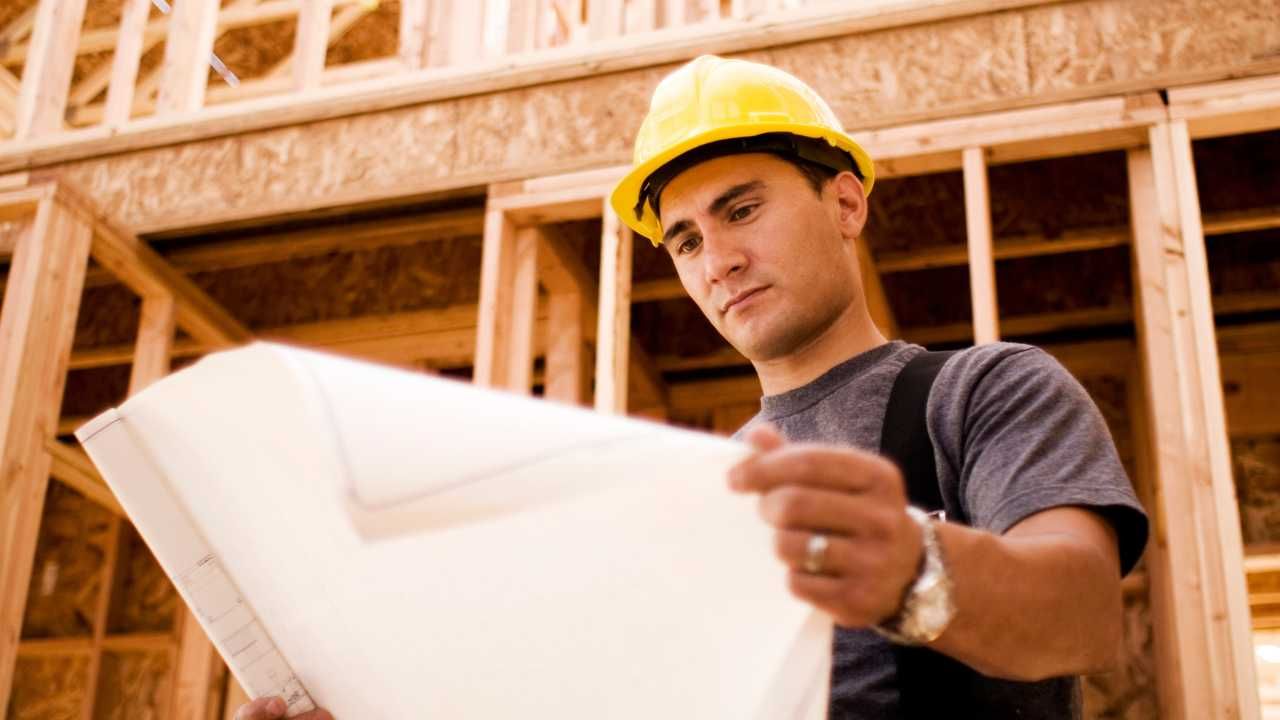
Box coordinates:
[804,533,829,574]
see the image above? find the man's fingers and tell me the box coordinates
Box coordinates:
[235,697,287,720]
[732,445,896,495]
[774,528,855,575]
[743,423,786,452]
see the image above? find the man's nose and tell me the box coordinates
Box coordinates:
[701,231,748,285]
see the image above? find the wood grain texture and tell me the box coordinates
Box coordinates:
[43,0,1280,234]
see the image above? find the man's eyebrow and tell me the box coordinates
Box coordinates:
[708,180,765,216]
[660,180,766,246]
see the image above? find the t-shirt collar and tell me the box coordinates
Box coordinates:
[758,340,905,421]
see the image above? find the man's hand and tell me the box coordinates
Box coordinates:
[728,424,924,628]
[234,697,334,720]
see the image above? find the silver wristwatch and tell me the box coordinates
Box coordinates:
[873,506,956,646]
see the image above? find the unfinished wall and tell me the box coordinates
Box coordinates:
[50,0,1280,234]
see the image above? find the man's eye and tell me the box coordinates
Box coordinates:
[677,236,702,255]
[730,204,757,222]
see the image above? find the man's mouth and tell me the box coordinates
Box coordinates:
[721,286,768,315]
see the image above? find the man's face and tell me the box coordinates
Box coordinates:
[657,153,866,362]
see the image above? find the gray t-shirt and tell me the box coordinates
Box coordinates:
[741,340,1149,720]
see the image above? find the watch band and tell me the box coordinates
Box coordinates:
[872,506,956,646]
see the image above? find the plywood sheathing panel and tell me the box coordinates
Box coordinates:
[1024,0,1280,96]
[8,655,90,720]
[19,483,112,640]
[49,0,1280,234]
[764,14,1031,125]
[60,99,459,230]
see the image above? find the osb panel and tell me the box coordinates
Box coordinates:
[21,482,113,639]
[1025,0,1280,96]
[450,68,657,177]
[7,655,91,720]
[1234,434,1280,545]
[1081,583,1158,720]
[60,100,459,230]
[764,12,1030,127]
[92,651,173,720]
[107,523,177,634]
[51,0,1280,232]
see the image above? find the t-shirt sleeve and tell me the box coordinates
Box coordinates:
[928,343,1149,576]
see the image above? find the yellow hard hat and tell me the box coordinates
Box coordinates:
[610,54,876,246]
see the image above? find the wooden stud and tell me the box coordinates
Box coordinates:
[588,0,624,41]
[1126,357,1183,720]
[155,0,221,116]
[102,0,152,128]
[536,224,665,410]
[594,205,633,414]
[13,0,88,139]
[293,0,334,91]
[0,191,92,713]
[625,0,657,33]
[0,7,38,48]
[447,1,486,64]
[114,0,260,123]
[856,239,897,339]
[507,0,542,53]
[76,194,250,348]
[0,68,20,136]
[399,0,431,68]
[962,146,999,344]
[1127,129,1260,720]
[46,439,124,515]
[538,228,589,404]
[506,227,541,393]
[544,291,589,404]
[474,207,519,388]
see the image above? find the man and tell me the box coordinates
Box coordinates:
[238,55,1147,720]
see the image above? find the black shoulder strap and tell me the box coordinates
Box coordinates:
[879,350,956,513]
[876,349,978,718]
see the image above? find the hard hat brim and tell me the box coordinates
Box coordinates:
[609,123,876,246]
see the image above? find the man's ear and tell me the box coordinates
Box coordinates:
[831,171,868,240]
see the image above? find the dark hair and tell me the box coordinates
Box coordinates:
[639,133,864,222]
[775,152,846,196]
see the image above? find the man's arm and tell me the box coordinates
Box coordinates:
[730,425,1123,682]
[928,506,1121,680]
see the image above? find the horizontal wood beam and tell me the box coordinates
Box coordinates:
[69,303,549,372]
[46,183,251,347]
[45,438,124,516]
[0,0,1171,178]
[78,209,483,289]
